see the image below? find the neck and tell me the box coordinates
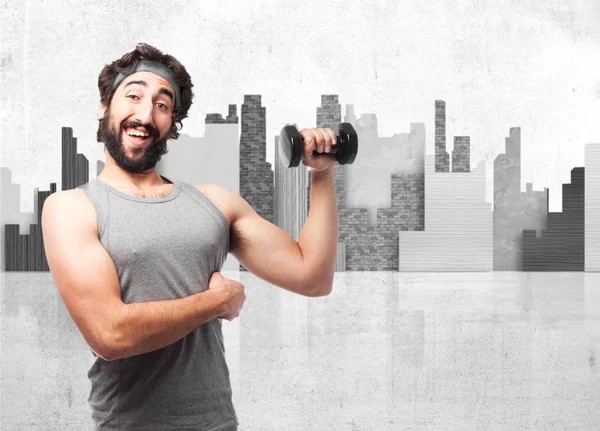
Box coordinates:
[98,153,168,189]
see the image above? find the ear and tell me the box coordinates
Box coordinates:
[97,104,107,120]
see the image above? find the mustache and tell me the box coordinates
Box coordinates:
[122,121,159,138]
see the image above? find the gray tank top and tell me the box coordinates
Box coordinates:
[78,175,238,431]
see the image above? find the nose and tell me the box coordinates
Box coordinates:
[133,98,154,127]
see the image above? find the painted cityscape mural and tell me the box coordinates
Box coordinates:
[2,96,599,273]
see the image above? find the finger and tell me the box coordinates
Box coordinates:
[314,129,328,153]
[320,128,335,153]
[299,128,317,155]
[326,128,337,150]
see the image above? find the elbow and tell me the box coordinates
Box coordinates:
[97,341,129,362]
[98,306,137,361]
[89,326,124,362]
[304,275,334,297]
[310,284,333,297]
[98,334,128,361]
[94,347,117,362]
[89,339,119,362]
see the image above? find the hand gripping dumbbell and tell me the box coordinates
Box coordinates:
[279,122,359,168]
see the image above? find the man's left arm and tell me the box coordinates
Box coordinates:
[222,127,339,297]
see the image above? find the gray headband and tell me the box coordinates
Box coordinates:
[110,60,182,110]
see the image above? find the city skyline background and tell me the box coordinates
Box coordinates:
[2,1,600,216]
[3,0,600,273]
[2,95,600,272]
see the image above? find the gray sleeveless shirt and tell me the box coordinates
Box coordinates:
[78,175,238,431]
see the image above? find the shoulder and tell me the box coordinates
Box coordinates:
[191,184,246,228]
[45,188,94,213]
[42,188,98,233]
[192,184,263,250]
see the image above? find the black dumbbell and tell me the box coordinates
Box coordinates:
[279,122,358,168]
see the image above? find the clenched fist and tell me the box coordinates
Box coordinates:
[208,272,246,321]
[299,127,338,173]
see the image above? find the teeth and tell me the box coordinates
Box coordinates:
[127,129,148,138]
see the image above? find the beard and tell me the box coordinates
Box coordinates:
[98,109,170,174]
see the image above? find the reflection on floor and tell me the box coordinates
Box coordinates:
[2,271,600,430]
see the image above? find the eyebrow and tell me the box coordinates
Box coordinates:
[123,79,174,103]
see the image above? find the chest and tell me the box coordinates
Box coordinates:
[105,203,226,262]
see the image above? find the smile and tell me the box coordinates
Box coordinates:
[124,127,151,146]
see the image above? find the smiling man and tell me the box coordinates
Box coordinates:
[41,43,338,430]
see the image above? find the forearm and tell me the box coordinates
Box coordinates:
[106,289,226,360]
[297,166,338,293]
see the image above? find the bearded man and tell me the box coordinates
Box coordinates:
[42,43,338,430]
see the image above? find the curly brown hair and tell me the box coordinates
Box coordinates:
[96,43,194,142]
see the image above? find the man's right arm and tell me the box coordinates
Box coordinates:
[41,190,242,361]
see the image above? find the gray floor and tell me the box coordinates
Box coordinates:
[2,271,599,430]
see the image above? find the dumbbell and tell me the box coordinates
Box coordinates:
[279,122,359,168]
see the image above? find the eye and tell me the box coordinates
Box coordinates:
[156,102,168,111]
[127,94,140,100]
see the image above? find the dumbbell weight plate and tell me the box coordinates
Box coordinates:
[336,122,358,165]
[279,125,303,168]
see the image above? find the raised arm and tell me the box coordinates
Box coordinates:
[41,190,244,361]
[207,165,338,297]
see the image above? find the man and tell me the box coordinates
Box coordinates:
[41,43,338,430]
